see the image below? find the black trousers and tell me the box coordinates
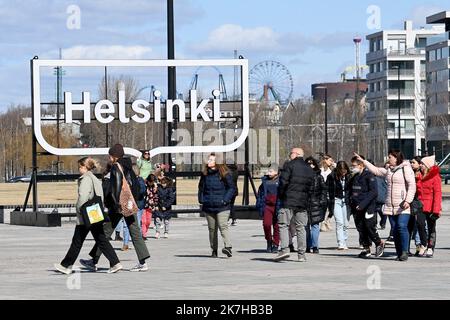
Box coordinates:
[229,197,237,221]
[61,223,119,268]
[417,212,437,249]
[353,208,382,248]
[89,210,150,264]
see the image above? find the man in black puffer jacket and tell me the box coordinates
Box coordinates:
[274,147,315,262]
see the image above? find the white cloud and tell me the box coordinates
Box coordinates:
[192,24,355,56]
[61,45,153,59]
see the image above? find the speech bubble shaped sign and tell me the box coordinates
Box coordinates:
[31,59,249,159]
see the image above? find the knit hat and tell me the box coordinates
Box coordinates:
[421,155,435,169]
[108,144,124,158]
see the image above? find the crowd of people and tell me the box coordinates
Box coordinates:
[258,147,442,262]
[53,143,443,274]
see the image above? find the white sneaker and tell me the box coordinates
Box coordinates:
[163,233,169,238]
[54,263,73,275]
[426,248,434,258]
[108,263,123,274]
[130,263,149,272]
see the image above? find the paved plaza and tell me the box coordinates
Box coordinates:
[1,215,450,300]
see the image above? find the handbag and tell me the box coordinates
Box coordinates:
[116,163,139,217]
[80,179,106,229]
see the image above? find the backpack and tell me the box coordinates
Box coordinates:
[375,176,387,205]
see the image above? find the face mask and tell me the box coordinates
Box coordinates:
[351,167,361,175]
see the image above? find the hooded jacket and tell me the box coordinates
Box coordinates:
[76,171,104,225]
[421,166,442,215]
[364,160,416,216]
[349,168,378,213]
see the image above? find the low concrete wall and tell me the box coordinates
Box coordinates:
[10,211,61,227]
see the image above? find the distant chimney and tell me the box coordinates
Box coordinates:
[404,20,413,31]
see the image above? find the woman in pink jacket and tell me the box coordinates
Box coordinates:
[354,150,416,261]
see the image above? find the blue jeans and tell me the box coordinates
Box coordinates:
[115,218,130,245]
[137,209,144,231]
[306,223,320,249]
[333,198,349,247]
[392,214,410,256]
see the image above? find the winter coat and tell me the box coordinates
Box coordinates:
[198,168,236,214]
[349,168,378,214]
[256,175,281,218]
[76,171,104,226]
[154,185,176,219]
[421,166,442,215]
[307,171,328,225]
[279,157,315,210]
[136,176,147,210]
[137,158,153,180]
[364,160,416,216]
[326,171,352,216]
[145,182,159,210]
[227,164,239,197]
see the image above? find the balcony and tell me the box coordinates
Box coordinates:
[387,107,415,116]
[387,128,416,136]
[387,48,426,57]
[386,88,416,96]
[427,32,450,47]
[387,69,415,78]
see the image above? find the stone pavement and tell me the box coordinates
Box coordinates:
[1,215,450,300]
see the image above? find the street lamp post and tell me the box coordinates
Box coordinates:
[392,65,401,151]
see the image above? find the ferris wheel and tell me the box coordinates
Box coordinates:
[249,60,294,107]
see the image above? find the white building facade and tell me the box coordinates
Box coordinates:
[366,21,443,163]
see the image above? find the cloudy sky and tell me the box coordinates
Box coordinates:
[0,0,448,111]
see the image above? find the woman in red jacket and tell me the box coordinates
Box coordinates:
[419,155,442,257]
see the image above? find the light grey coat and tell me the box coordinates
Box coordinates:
[76,171,104,225]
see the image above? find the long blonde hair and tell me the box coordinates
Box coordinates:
[78,157,101,172]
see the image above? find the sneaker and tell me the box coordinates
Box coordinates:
[271,244,279,253]
[306,247,311,253]
[375,241,385,257]
[396,252,409,261]
[211,250,218,258]
[312,247,320,254]
[222,247,232,257]
[231,220,237,226]
[129,263,148,272]
[337,246,346,251]
[163,233,169,239]
[155,232,160,239]
[298,254,307,262]
[108,263,123,274]
[79,259,97,272]
[418,245,427,257]
[54,263,72,275]
[121,245,129,251]
[385,236,394,245]
[273,251,290,262]
[289,244,296,253]
[358,249,371,258]
[426,248,434,258]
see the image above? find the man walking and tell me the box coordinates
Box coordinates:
[274,148,314,262]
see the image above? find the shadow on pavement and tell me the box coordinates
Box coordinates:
[174,254,228,259]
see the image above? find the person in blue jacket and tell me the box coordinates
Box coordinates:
[256,164,282,253]
[198,153,237,258]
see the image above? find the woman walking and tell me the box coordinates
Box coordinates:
[354,150,416,261]
[410,156,426,256]
[320,155,335,232]
[198,153,237,258]
[80,144,151,272]
[326,161,351,250]
[305,157,327,253]
[419,155,442,257]
[54,157,122,274]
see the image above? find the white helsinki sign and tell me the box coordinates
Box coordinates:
[31,59,249,158]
